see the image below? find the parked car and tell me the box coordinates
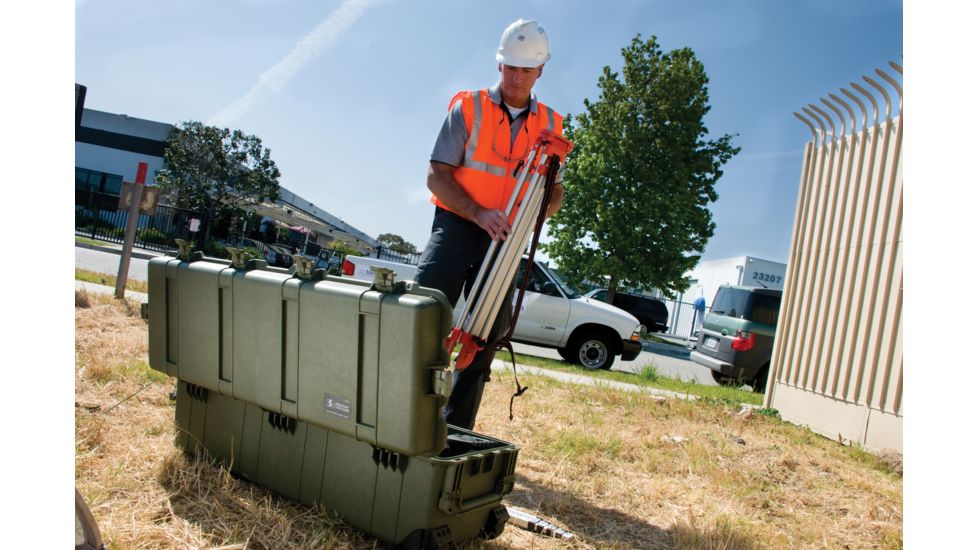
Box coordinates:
[340,255,643,370]
[689,285,783,392]
[584,289,669,333]
[264,244,295,268]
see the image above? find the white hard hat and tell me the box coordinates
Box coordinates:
[496,19,551,68]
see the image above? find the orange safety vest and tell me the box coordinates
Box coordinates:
[431,89,563,219]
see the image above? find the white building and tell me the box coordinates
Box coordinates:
[76,108,170,192]
[643,256,786,339]
[74,99,377,251]
[684,256,787,307]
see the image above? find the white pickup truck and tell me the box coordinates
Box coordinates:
[341,255,643,370]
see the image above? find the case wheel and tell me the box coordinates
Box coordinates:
[479,505,510,540]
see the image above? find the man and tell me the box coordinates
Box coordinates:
[415,19,565,430]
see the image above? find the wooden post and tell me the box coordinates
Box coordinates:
[115,162,148,299]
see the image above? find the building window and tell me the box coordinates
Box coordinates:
[75,167,124,196]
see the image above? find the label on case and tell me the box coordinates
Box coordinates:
[324,393,352,419]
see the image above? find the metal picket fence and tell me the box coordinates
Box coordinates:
[765,61,902,451]
[656,297,699,339]
[75,190,199,253]
[375,246,422,265]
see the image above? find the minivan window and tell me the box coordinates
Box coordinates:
[749,293,781,325]
[711,288,749,319]
[710,287,781,325]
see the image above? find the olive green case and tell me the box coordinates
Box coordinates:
[147,255,454,456]
[148,254,519,548]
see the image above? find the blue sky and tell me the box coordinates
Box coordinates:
[75,0,902,263]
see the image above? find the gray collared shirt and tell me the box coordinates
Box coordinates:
[430,82,536,168]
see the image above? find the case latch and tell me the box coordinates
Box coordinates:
[226,246,249,269]
[431,367,451,398]
[174,239,202,262]
[371,267,397,292]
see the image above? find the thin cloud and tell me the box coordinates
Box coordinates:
[208,0,381,126]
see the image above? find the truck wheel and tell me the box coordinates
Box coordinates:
[752,364,770,393]
[570,331,615,370]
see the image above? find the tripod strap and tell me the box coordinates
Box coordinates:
[495,153,562,420]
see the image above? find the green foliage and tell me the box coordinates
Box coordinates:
[327,240,359,257]
[76,211,115,231]
[639,363,661,382]
[544,35,740,297]
[154,121,281,241]
[756,407,781,419]
[75,268,149,294]
[496,349,762,405]
[135,227,171,245]
[202,240,231,258]
[377,233,419,254]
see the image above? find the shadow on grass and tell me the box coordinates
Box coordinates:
[509,475,758,550]
[157,450,380,549]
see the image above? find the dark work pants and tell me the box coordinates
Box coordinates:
[416,207,514,430]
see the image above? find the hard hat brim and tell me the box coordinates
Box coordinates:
[495,52,550,68]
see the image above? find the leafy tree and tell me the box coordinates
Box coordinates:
[155,121,281,244]
[377,232,419,254]
[545,35,739,302]
[327,240,360,257]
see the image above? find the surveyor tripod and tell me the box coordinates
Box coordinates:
[444,129,573,370]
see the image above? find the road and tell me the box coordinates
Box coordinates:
[74,244,719,385]
[75,245,151,281]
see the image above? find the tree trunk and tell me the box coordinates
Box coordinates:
[200,202,215,248]
[606,272,619,305]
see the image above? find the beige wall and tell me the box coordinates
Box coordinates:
[766,65,903,452]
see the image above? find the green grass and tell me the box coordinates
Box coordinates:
[76,236,111,247]
[119,360,170,385]
[496,350,763,405]
[75,268,149,294]
[544,428,623,460]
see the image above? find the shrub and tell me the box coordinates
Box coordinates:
[639,364,661,382]
[202,240,230,259]
[136,227,172,246]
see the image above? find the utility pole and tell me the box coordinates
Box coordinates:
[115,162,148,299]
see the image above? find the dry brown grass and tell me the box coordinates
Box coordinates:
[76,296,902,549]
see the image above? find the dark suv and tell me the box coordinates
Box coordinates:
[586,289,669,333]
[690,285,783,392]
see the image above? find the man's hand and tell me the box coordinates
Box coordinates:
[473,207,511,241]
[429,162,513,240]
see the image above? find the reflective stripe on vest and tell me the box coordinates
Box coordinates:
[462,91,508,177]
[432,89,563,216]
